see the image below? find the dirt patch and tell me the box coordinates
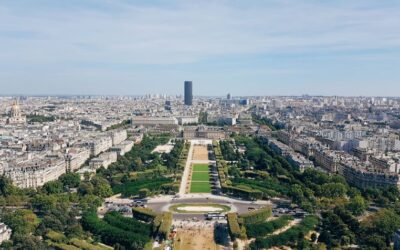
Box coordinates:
[272,219,301,235]
[192,145,209,161]
[174,228,219,250]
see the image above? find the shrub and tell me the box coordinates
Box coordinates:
[221,184,263,200]
[113,178,173,197]
[104,211,152,236]
[246,215,293,238]
[132,207,158,222]
[81,212,150,249]
[138,188,150,198]
[46,231,67,243]
[70,238,107,250]
[157,212,173,240]
[250,215,319,249]
[239,207,272,224]
[53,243,80,250]
[227,213,245,240]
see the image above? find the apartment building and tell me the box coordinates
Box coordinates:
[87,136,113,156]
[89,151,118,169]
[65,148,91,172]
[4,158,66,188]
[313,147,340,173]
[108,129,128,146]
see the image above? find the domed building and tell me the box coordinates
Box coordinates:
[7,99,26,124]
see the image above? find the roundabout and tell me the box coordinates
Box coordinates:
[169,203,231,214]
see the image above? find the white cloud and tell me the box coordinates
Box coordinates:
[0,0,399,66]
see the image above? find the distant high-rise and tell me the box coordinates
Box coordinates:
[184,81,193,106]
[227,93,231,100]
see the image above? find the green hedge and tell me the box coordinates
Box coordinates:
[221,184,263,201]
[113,177,173,197]
[104,211,152,236]
[132,207,157,222]
[70,239,108,250]
[53,243,80,250]
[158,212,173,240]
[250,215,319,249]
[81,212,150,249]
[227,213,242,240]
[46,231,67,243]
[246,215,293,238]
[239,207,272,224]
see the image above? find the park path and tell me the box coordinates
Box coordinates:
[179,140,194,195]
[178,139,216,195]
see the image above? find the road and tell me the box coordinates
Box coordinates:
[147,194,271,220]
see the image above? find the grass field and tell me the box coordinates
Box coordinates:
[192,172,210,181]
[190,182,211,193]
[193,164,210,171]
[190,164,211,193]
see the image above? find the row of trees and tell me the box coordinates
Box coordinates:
[219,140,239,161]
[112,177,173,198]
[245,215,293,238]
[81,212,151,249]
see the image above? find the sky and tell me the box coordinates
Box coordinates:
[0,0,399,96]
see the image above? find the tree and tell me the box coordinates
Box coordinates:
[8,234,49,250]
[133,157,143,171]
[3,209,40,235]
[59,172,81,188]
[79,194,103,211]
[320,183,347,198]
[40,214,64,232]
[138,188,150,198]
[290,184,304,204]
[347,195,367,216]
[363,209,400,246]
[91,176,113,198]
[65,224,85,239]
[78,182,94,196]
[364,234,387,249]
[319,211,354,247]
[31,194,57,211]
[0,176,19,196]
[41,180,63,194]
[83,171,91,181]
[347,187,361,198]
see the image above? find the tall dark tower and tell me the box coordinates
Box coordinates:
[184,81,193,106]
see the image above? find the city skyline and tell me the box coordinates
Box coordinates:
[2,1,400,249]
[0,0,400,96]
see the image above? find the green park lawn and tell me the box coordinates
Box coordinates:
[190,182,212,193]
[191,171,210,181]
[193,164,210,171]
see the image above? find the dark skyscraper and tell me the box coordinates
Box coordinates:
[184,81,193,106]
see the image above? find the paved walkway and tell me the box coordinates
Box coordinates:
[179,140,195,195]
